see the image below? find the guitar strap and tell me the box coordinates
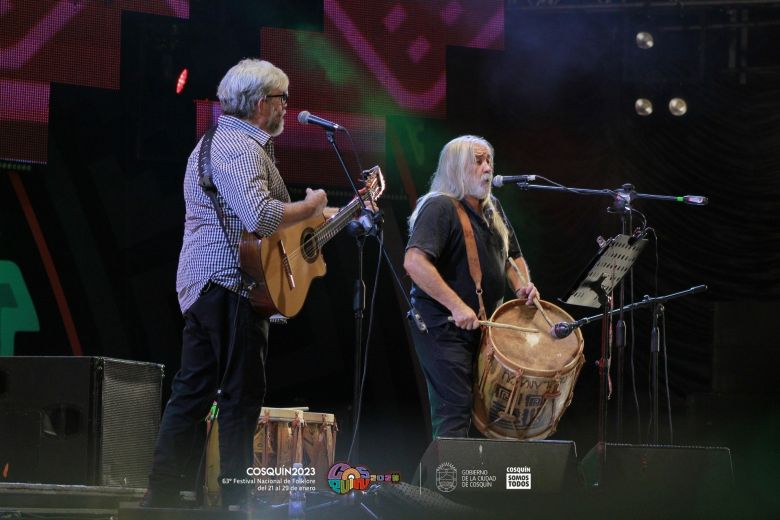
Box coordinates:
[196,126,226,224]
[196,125,250,288]
[451,198,487,321]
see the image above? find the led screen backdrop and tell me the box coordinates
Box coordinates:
[0,1,190,163]
[2,0,502,186]
[197,0,505,187]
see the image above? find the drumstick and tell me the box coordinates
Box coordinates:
[448,316,539,334]
[507,257,555,329]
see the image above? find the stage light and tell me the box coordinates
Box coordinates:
[636,31,654,49]
[669,97,688,116]
[175,68,188,94]
[635,98,653,116]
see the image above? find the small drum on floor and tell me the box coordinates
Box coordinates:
[205,407,337,506]
[472,299,584,440]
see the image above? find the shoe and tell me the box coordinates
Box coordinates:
[139,488,183,508]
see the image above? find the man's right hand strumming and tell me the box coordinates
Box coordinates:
[305,187,328,217]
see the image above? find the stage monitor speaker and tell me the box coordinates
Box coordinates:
[414,437,578,499]
[581,443,735,512]
[0,356,163,487]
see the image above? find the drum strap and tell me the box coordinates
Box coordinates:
[452,199,487,320]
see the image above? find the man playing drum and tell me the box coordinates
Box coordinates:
[404,135,538,439]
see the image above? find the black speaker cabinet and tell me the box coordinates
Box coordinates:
[414,437,578,498]
[581,443,735,513]
[0,356,163,487]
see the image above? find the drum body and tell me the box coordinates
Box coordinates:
[472,299,584,440]
[205,407,337,506]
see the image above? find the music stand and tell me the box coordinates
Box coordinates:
[560,234,647,486]
[563,234,648,309]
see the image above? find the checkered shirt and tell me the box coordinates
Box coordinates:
[175,115,290,313]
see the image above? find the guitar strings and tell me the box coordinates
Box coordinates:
[281,169,382,262]
[283,200,357,261]
[282,189,374,263]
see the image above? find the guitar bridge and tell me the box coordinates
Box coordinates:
[278,241,296,290]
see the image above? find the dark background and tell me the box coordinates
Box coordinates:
[2,0,779,514]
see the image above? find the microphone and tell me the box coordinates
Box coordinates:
[550,321,575,339]
[681,195,708,206]
[297,111,343,132]
[492,174,537,187]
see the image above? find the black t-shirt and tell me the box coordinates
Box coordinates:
[406,195,522,328]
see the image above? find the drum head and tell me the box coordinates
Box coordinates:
[488,299,583,373]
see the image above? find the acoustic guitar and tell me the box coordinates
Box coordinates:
[239,166,385,317]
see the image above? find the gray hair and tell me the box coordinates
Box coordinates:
[216,59,289,119]
[409,135,510,253]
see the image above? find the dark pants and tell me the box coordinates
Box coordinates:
[148,283,269,507]
[412,322,481,439]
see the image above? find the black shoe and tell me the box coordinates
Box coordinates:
[139,488,183,508]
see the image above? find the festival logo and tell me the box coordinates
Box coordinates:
[327,462,401,494]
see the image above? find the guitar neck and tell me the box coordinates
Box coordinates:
[315,193,371,246]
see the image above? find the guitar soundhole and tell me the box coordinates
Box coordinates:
[301,228,319,263]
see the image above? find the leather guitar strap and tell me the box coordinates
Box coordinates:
[196,126,254,293]
[196,126,232,247]
[451,198,487,321]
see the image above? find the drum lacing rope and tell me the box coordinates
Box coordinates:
[261,409,271,467]
[503,367,524,417]
[545,371,569,435]
[307,414,329,469]
[292,413,304,466]
[477,348,495,396]
[525,371,563,434]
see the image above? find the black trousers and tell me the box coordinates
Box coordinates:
[411,322,481,439]
[148,283,268,506]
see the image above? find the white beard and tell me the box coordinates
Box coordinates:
[467,174,492,199]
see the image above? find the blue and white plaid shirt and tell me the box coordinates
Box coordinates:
[176,115,290,313]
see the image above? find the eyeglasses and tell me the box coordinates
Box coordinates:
[265,92,288,104]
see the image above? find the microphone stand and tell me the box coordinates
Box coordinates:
[611,184,633,442]
[651,300,662,444]
[504,178,706,442]
[322,130,428,464]
[300,128,424,520]
[554,285,707,339]
[325,130,369,463]
[555,285,707,446]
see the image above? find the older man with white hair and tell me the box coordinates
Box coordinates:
[404,135,538,439]
[142,59,329,509]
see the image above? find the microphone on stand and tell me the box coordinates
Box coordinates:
[492,174,537,187]
[550,321,576,339]
[682,195,708,206]
[297,110,344,132]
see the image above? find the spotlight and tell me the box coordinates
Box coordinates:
[668,97,688,116]
[634,98,653,116]
[636,31,654,49]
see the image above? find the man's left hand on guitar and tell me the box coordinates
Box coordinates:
[323,166,383,220]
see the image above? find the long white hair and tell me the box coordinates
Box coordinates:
[408,135,509,253]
